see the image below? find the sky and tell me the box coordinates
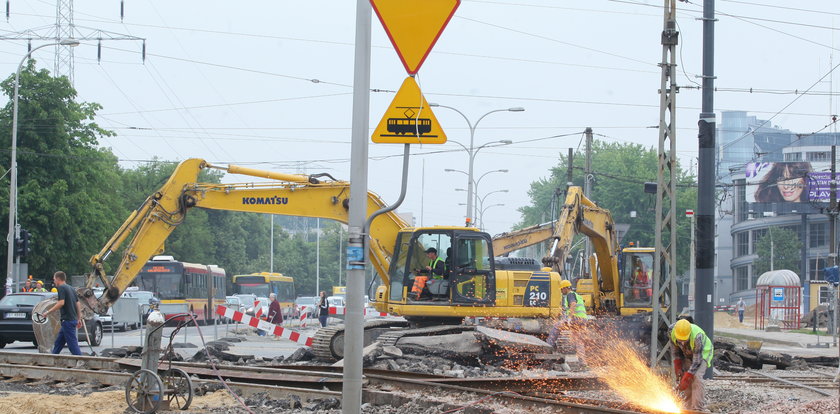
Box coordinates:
[1,0,839,237]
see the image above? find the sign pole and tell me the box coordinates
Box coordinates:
[343,0,372,412]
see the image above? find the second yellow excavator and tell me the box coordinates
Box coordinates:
[492,186,657,316]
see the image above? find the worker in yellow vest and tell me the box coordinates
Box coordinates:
[670,319,714,410]
[547,279,589,356]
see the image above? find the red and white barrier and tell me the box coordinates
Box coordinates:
[253,300,264,319]
[216,305,313,347]
[299,305,308,328]
[328,306,389,317]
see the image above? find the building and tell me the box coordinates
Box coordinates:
[727,125,840,312]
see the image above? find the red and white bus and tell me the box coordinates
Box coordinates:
[136,255,227,323]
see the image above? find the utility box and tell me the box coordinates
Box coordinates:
[112,297,140,329]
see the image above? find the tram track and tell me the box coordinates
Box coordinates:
[0,351,703,413]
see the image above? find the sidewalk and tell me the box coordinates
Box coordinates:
[715,327,838,358]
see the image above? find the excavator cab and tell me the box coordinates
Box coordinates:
[619,247,656,311]
[388,228,495,306]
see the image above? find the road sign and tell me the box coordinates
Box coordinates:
[372,77,447,144]
[370,0,461,74]
[772,287,784,301]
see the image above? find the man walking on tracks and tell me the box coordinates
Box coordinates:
[670,319,714,410]
[41,271,82,355]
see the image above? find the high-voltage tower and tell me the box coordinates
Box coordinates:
[651,0,679,368]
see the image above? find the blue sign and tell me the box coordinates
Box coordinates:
[346,246,364,270]
[772,287,784,301]
[824,266,840,285]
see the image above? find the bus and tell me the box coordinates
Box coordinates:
[136,255,227,323]
[232,272,296,319]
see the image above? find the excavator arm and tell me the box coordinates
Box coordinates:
[83,158,407,316]
[492,221,556,257]
[526,186,620,313]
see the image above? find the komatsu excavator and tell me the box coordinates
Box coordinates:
[491,186,657,316]
[35,159,577,359]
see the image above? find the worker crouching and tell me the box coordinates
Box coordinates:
[670,319,713,411]
[546,280,590,361]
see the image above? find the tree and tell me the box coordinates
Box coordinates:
[753,227,801,277]
[0,61,122,288]
[516,140,697,275]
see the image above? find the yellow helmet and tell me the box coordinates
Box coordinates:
[674,319,691,341]
[559,280,572,289]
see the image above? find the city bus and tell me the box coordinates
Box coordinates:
[232,272,296,319]
[135,255,227,323]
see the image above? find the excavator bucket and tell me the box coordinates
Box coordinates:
[32,298,61,353]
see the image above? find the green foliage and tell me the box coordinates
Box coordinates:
[516,140,697,274]
[0,61,123,285]
[753,227,801,276]
[0,64,349,299]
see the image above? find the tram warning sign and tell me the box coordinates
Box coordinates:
[372,77,446,144]
[370,0,461,74]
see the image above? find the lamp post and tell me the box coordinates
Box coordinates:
[6,39,80,292]
[445,167,509,223]
[479,203,505,230]
[476,189,508,228]
[431,103,523,226]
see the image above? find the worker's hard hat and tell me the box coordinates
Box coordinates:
[36,280,43,284]
[674,319,691,341]
[559,280,572,289]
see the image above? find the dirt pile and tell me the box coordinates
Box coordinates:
[714,311,747,328]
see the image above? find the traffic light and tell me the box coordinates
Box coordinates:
[13,237,22,259]
[20,230,30,259]
[13,230,31,260]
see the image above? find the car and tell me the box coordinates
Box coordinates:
[0,292,102,348]
[295,296,317,318]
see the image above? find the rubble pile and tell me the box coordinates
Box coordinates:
[714,337,814,372]
[802,305,832,328]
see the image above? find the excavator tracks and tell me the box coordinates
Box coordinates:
[312,319,410,360]
[377,325,477,348]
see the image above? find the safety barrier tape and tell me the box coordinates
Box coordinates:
[215,305,313,347]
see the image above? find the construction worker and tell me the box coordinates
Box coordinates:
[560,279,587,318]
[410,247,445,300]
[631,258,652,301]
[670,319,713,411]
[21,280,32,292]
[33,280,47,293]
[547,279,588,350]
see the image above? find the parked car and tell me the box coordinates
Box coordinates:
[295,296,317,318]
[0,292,102,348]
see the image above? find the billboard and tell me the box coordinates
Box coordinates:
[745,161,836,203]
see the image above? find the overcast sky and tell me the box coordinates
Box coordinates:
[1,0,839,236]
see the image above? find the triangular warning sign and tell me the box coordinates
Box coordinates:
[372,77,447,144]
[371,0,461,74]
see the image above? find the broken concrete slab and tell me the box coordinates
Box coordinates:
[396,332,483,356]
[382,345,403,358]
[476,326,553,353]
[334,342,381,367]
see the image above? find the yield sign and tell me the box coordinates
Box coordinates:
[370,0,461,74]
[372,77,447,144]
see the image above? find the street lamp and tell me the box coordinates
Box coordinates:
[6,39,80,291]
[430,103,523,226]
[446,168,509,222]
[475,190,508,229]
[479,203,505,231]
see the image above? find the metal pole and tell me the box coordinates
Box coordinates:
[270,215,274,273]
[801,213,809,316]
[6,41,75,294]
[343,0,371,411]
[830,145,837,269]
[316,218,320,292]
[695,0,716,379]
[689,212,696,314]
[584,127,593,269]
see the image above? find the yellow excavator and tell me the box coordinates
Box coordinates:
[35,158,580,359]
[492,186,657,316]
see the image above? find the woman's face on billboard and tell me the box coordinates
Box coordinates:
[777,167,804,202]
